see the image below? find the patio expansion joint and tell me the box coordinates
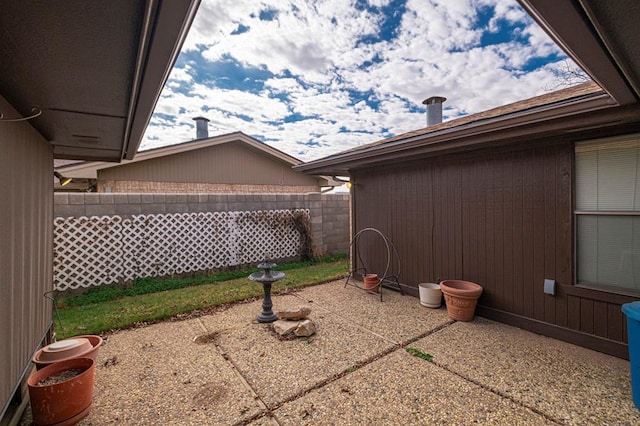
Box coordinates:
[413,320,565,425]
[195,318,280,426]
[429,358,563,424]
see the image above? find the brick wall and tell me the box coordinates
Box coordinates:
[97,180,320,194]
[54,192,351,255]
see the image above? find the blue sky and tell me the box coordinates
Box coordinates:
[141,0,580,162]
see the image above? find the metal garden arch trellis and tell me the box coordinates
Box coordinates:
[345,227,403,301]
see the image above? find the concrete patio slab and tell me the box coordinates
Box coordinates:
[411,317,640,425]
[211,302,394,406]
[291,279,452,345]
[272,350,555,425]
[20,280,638,425]
[86,319,264,425]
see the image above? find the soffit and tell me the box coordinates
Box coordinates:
[519,0,640,104]
[0,0,199,162]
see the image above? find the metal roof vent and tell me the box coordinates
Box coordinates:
[193,116,210,139]
[422,96,446,126]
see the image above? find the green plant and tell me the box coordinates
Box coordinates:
[405,347,433,362]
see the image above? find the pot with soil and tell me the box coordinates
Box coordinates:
[363,274,380,293]
[418,283,442,308]
[440,280,483,321]
[27,357,95,426]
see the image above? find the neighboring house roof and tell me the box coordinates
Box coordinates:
[56,131,342,187]
[0,1,200,162]
[297,0,640,176]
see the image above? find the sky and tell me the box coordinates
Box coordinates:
[140,0,582,162]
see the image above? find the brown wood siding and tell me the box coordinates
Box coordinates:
[352,141,636,357]
[0,96,53,415]
[99,141,322,187]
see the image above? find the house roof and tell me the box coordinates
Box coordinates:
[56,131,341,187]
[295,0,640,176]
[0,1,200,162]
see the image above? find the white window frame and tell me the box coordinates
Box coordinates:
[574,134,640,296]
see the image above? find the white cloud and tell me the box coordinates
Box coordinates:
[142,0,579,162]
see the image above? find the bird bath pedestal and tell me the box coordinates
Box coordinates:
[248,262,285,323]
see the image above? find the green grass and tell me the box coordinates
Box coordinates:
[405,347,433,362]
[55,257,348,339]
[56,253,347,308]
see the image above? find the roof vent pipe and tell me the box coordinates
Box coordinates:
[193,116,210,139]
[422,96,446,126]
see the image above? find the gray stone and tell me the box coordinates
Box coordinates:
[276,306,311,321]
[295,319,316,337]
[272,320,298,338]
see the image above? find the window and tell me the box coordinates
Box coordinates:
[575,134,640,294]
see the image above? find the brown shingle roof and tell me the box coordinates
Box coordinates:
[342,81,603,155]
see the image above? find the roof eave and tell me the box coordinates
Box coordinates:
[295,92,624,175]
[122,0,201,160]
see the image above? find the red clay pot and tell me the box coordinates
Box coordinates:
[363,274,380,293]
[27,357,95,426]
[33,335,103,370]
[440,280,483,321]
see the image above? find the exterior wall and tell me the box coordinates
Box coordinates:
[352,141,636,359]
[97,141,324,189]
[97,180,319,194]
[0,95,53,418]
[54,193,350,256]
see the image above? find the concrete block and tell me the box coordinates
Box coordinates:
[140,204,166,215]
[188,194,199,203]
[189,203,208,213]
[115,203,142,216]
[169,193,188,203]
[153,194,166,204]
[68,193,85,205]
[141,194,154,204]
[166,203,188,214]
[99,193,114,204]
[85,204,116,217]
[210,203,228,212]
[84,193,101,204]
[127,193,142,204]
[54,204,83,218]
[54,192,69,205]
[198,194,208,203]
[114,193,128,204]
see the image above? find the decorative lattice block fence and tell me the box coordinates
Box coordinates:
[53,209,310,292]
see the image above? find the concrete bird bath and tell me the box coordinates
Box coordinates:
[248,262,285,323]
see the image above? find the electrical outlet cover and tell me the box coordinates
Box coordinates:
[544,279,556,296]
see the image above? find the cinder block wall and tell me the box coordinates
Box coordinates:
[54,192,350,255]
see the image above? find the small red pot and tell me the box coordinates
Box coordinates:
[363,274,380,293]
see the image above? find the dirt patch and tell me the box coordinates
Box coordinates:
[192,383,227,407]
[193,332,218,344]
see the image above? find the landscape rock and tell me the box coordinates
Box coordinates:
[295,319,316,337]
[276,306,311,321]
[272,320,298,338]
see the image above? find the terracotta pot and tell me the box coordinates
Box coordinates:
[418,283,442,308]
[440,280,483,321]
[363,274,380,293]
[33,335,103,370]
[28,357,95,426]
